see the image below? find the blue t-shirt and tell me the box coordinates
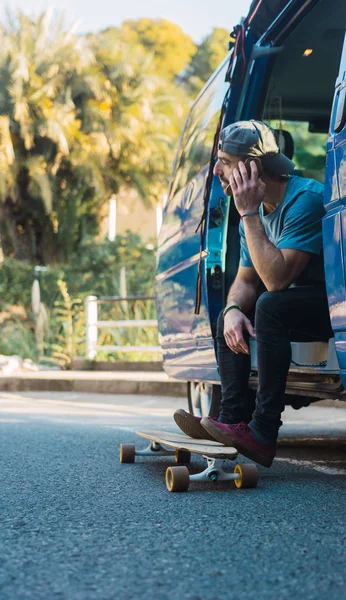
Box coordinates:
[239,176,325,285]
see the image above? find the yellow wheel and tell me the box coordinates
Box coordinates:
[234,463,258,489]
[166,466,190,492]
[175,449,191,463]
[120,443,135,463]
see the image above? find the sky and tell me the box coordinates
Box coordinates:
[0,0,253,41]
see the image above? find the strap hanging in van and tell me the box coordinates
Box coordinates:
[226,0,280,84]
[226,24,246,85]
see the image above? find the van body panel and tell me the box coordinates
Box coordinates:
[322,212,345,330]
[335,131,346,201]
[324,33,346,384]
[335,332,346,385]
[155,58,227,375]
[156,161,217,373]
[324,148,340,207]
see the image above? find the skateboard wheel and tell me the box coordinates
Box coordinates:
[175,449,191,463]
[165,466,190,492]
[233,463,258,489]
[120,443,135,463]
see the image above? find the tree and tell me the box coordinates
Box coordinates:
[89,31,189,206]
[182,28,230,96]
[0,10,189,264]
[0,9,102,263]
[107,18,196,81]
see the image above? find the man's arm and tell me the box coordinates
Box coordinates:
[227,265,260,313]
[243,215,311,291]
[228,160,318,292]
[224,266,260,355]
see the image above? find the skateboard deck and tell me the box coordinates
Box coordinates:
[136,429,238,459]
[120,428,258,492]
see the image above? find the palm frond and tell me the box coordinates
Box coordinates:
[0,115,15,165]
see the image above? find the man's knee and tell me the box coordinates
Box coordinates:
[255,290,283,318]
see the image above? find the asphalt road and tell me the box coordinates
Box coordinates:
[1,391,346,600]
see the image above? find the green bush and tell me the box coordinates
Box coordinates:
[0,232,159,365]
[0,232,156,310]
[69,232,156,298]
[0,314,38,362]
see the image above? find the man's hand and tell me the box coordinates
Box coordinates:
[229,160,266,216]
[224,309,256,355]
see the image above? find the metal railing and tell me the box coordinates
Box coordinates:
[85,295,161,359]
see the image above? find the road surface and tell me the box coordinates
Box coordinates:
[1,391,346,600]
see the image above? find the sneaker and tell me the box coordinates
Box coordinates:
[173,409,219,441]
[201,419,276,467]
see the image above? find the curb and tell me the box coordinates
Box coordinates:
[70,359,164,372]
[277,436,346,446]
[0,372,186,397]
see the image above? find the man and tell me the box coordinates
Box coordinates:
[174,120,333,467]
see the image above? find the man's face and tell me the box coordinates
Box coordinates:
[213,151,243,194]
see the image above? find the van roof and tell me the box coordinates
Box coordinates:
[245,0,290,38]
[244,0,291,37]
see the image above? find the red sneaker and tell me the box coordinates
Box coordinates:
[174,409,219,441]
[201,419,276,467]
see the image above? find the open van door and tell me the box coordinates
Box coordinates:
[323,33,346,386]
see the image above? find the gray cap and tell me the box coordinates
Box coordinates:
[218,120,295,175]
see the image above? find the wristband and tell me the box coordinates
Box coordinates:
[240,210,259,220]
[223,301,242,318]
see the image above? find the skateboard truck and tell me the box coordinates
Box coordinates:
[195,458,236,482]
[133,440,175,457]
[120,441,191,463]
[165,459,257,492]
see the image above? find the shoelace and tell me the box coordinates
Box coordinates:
[230,422,250,434]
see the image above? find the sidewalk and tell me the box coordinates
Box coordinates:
[1,388,346,445]
[1,368,346,445]
[0,369,186,396]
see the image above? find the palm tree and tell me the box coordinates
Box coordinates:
[88,32,189,206]
[0,9,103,262]
[0,10,189,264]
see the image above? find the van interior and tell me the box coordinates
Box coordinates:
[224,0,346,399]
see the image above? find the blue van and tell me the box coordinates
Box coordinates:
[155,0,346,418]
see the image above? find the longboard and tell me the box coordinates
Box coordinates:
[136,429,238,458]
[119,429,258,492]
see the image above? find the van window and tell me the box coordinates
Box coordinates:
[266,120,327,183]
[169,59,230,200]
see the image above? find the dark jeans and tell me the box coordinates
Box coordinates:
[216,285,333,443]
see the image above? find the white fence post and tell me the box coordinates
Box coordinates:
[120,266,127,298]
[85,295,98,359]
[84,294,161,356]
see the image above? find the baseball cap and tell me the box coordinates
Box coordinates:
[218,120,295,175]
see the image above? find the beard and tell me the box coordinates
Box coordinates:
[220,179,232,196]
